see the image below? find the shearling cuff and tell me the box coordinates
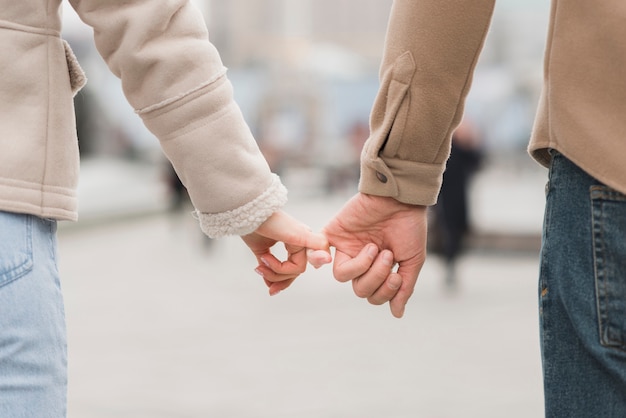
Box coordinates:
[195,174,288,238]
[63,40,87,96]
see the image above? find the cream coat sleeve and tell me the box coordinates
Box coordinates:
[359,0,496,206]
[69,0,286,237]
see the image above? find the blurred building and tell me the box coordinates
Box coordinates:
[464,0,551,151]
[200,0,552,157]
[203,0,390,72]
[63,0,551,167]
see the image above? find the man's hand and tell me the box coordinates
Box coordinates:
[242,210,331,296]
[320,193,427,318]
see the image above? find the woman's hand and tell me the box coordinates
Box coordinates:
[241,210,331,295]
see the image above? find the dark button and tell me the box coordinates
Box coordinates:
[375,171,388,183]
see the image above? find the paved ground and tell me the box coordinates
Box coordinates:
[59,193,545,418]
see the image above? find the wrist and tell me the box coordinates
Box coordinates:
[359,192,426,211]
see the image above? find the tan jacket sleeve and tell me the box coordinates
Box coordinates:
[359,0,496,206]
[69,0,286,237]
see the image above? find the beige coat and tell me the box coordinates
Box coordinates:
[360,0,626,205]
[0,0,285,237]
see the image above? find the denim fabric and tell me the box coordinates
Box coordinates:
[0,211,67,418]
[539,152,626,417]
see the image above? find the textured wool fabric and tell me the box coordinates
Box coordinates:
[196,174,288,238]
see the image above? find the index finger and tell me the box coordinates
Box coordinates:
[332,243,379,282]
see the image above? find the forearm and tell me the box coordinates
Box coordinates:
[359,0,496,205]
[140,74,286,237]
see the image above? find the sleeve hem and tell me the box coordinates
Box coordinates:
[195,174,287,238]
[358,157,444,206]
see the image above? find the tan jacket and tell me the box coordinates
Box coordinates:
[360,0,626,205]
[0,0,285,237]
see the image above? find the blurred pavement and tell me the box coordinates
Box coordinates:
[58,159,548,417]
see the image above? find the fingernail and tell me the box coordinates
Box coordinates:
[270,289,282,296]
[367,244,378,258]
[260,257,270,267]
[382,250,394,266]
[388,274,402,290]
[255,268,264,277]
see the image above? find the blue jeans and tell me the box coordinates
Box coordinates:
[0,212,67,417]
[540,152,626,417]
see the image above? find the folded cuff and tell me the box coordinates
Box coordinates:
[359,156,444,206]
[195,174,288,238]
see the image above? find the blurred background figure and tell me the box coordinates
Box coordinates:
[325,119,369,194]
[163,161,215,249]
[430,119,483,291]
[164,163,189,214]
